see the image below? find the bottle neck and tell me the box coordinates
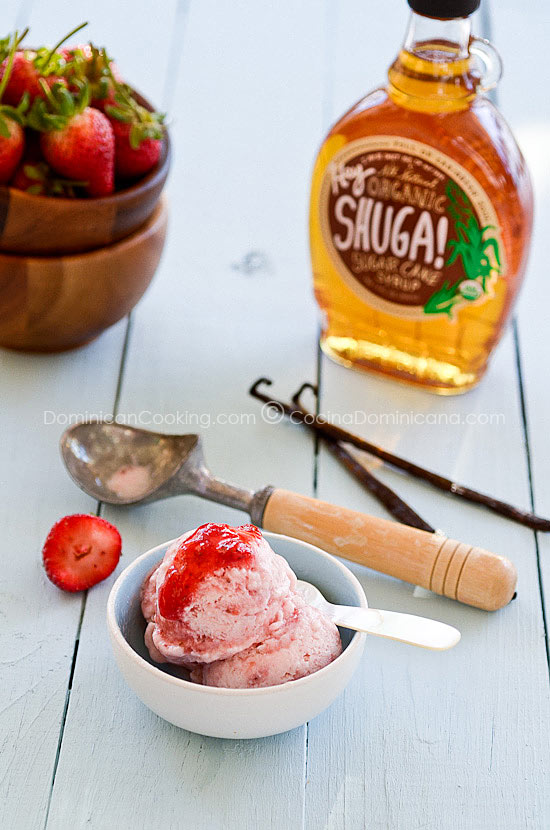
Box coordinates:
[388,11,478,112]
[403,12,472,59]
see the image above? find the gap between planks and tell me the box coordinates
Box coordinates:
[305,0,343,812]
[309,0,550,823]
[484,0,549,678]
[42,317,134,829]
[513,320,550,675]
[41,0,188,818]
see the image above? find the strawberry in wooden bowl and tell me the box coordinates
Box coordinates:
[0,24,170,352]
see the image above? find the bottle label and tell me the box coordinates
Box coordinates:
[319,136,504,320]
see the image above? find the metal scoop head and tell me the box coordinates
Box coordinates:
[60,422,272,521]
[60,422,203,505]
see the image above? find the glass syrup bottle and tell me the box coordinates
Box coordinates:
[309,0,533,394]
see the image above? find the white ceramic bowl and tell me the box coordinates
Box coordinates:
[107,531,367,739]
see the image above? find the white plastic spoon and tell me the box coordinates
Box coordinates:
[297,580,461,651]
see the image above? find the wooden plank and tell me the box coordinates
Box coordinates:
[304,1,550,827]
[492,0,550,649]
[0,323,127,830]
[0,4,178,828]
[0,6,116,828]
[45,1,327,827]
[307,336,550,829]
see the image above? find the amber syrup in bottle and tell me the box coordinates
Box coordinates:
[310,0,533,393]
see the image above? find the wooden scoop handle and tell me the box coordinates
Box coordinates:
[261,489,516,611]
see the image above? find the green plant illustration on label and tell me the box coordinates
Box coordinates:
[424,180,501,317]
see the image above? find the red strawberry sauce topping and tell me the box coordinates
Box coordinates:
[158,523,261,619]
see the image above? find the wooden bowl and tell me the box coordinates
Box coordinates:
[0,196,167,352]
[0,97,170,256]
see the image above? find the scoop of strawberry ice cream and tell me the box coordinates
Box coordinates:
[141,523,298,665]
[191,598,342,689]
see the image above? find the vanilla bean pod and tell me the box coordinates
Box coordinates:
[249,378,434,531]
[312,420,435,532]
[250,377,550,532]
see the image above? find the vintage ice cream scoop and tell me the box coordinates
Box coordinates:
[60,422,516,612]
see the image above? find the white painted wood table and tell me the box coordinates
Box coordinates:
[2,1,550,827]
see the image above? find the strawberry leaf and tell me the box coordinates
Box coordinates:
[0,29,27,108]
[105,104,133,123]
[0,96,28,126]
[0,35,11,64]
[23,164,45,180]
[57,85,77,116]
[27,79,90,131]
[104,74,165,146]
[129,123,141,150]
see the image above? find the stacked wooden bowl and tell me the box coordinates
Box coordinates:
[0,116,170,352]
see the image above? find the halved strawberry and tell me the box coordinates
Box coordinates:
[42,514,122,592]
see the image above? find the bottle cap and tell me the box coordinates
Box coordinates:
[407,0,480,18]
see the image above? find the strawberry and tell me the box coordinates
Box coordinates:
[110,117,162,178]
[106,84,164,178]
[42,513,122,592]
[0,118,24,184]
[11,160,86,196]
[0,32,28,184]
[0,23,87,107]
[61,42,121,110]
[0,51,63,106]
[59,43,93,62]
[11,160,45,192]
[28,81,115,196]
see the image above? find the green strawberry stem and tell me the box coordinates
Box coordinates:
[0,30,30,136]
[0,27,29,64]
[37,78,60,110]
[13,27,29,50]
[39,21,89,73]
[54,177,88,186]
[28,79,90,132]
[105,63,165,148]
[23,162,88,185]
[0,30,23,102]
